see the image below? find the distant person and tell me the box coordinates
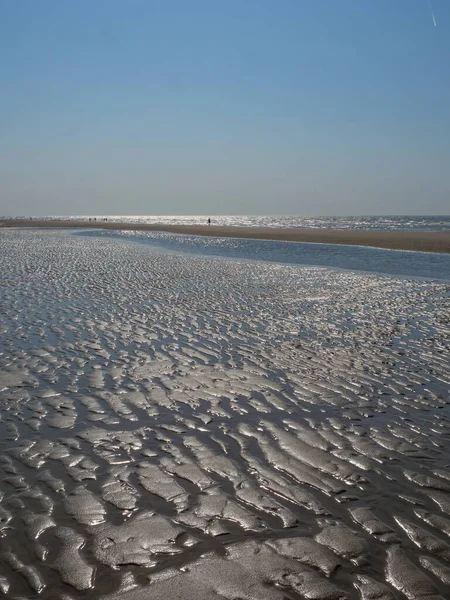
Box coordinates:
[207,217,211,225]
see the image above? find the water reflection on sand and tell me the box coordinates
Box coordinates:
[0,229,449,599]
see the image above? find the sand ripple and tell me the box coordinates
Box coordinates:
[0,228,449,599]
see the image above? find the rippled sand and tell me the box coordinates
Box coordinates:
[1,228,449,600]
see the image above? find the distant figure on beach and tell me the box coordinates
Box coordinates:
[207,217,211,225]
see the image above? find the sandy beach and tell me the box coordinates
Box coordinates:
[1,218,450,253]
[1,227,450,599]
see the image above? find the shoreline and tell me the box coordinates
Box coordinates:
[1,218,450,253]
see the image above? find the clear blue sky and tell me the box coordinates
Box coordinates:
[1,0,449,216]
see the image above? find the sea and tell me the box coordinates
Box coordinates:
[4,214,449,280]
[59,214,450,282]
[6,214,450,231]
[1,221,450,598]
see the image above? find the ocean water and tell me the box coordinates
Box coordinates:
[75,229,450,281]
[4,214,450,231]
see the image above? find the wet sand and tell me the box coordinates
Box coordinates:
[1,218,450,252]
[1,228,450,599]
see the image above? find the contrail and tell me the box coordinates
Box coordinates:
[430,0,437,26]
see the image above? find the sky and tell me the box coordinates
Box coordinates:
[1,0,449,216]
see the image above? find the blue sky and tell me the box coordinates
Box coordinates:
[1,0,449,215]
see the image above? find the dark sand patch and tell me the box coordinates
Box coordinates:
[2,218,450,252]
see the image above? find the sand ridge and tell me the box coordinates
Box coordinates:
[1,218,450,253]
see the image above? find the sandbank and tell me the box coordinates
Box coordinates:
[1,218,449,253]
